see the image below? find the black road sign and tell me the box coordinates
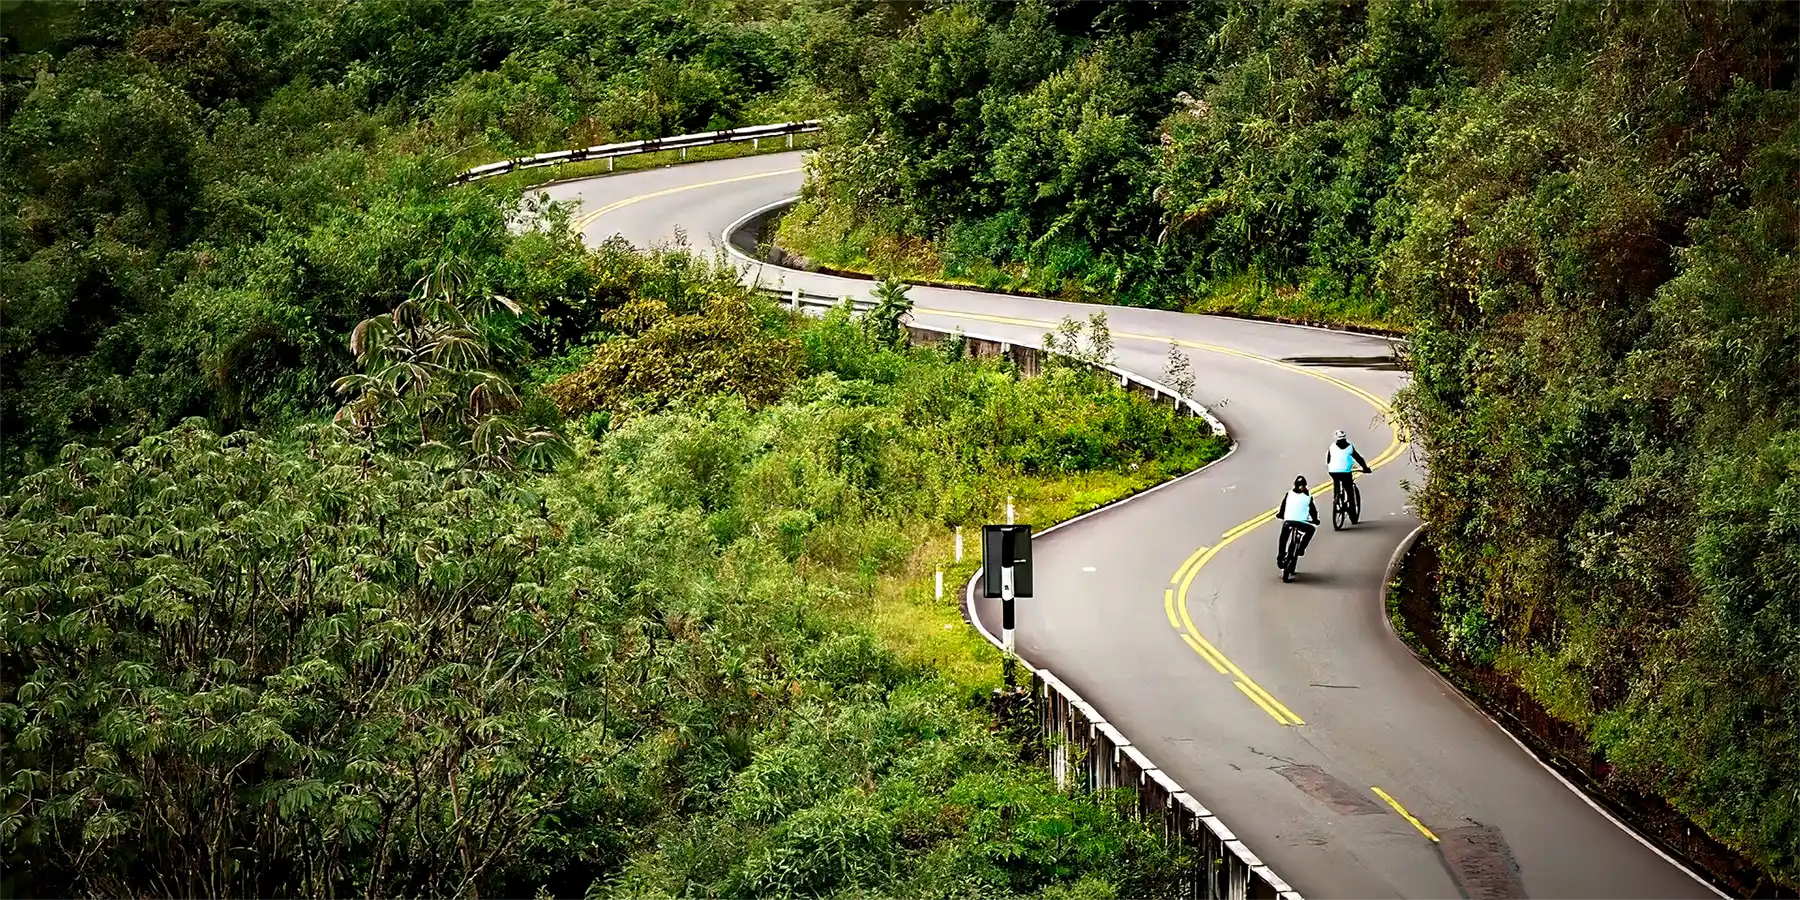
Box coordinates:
[981,524,1033,598]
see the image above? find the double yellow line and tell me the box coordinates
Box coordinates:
[1161,345,1405,726]
[1166,540,1309,725]
[572,179,1410,728]
[568,167,804,234]
[858,306,1409,727]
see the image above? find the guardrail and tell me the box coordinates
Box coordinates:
[749,286,1229,435]
[755,284,1290,898]
[1020,668,1296,899]
[456,120,822,183]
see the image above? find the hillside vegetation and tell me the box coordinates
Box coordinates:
[781,0,1799,882]
[3,256,1222,895]
[2,0,837,476]
[779,1,1447,322]
[4,0,1797,891]
[1393,10,1799,882]
[2,4,1228,897]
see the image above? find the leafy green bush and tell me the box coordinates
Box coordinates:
[0,423,624,896]
[1389,6,1798,882]
[2,271,1224,897]
[543,293,801,421]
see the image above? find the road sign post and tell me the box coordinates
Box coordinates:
[982,524,1033,685]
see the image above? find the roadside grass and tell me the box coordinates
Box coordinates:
[777,199,1038,294]
[1179,272,1401,333]
[844,462,1228,702]
[776,208,1406,332]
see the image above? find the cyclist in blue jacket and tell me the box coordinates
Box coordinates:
[1278,475,1320,564]
[1327,429,1372,503]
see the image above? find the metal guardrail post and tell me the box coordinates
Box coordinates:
[456,120,823,182]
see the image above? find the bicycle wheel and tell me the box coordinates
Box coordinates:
[1349,482,1362,524]
[1331,485,1346,531]
[1282,543,1296,581]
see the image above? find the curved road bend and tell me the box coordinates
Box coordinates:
[531,153,1722,899]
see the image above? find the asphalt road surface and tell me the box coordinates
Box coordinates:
[530,152,1723,900]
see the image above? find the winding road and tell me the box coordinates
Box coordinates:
[535,152,1723,899]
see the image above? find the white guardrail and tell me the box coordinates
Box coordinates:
[464,128,1299,898]
[455,120,822,183]
[753,285,1296,900]
[753,286,1229,435]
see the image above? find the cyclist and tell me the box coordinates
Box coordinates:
[1278,475,1320,564]
[1327,429,1372,505]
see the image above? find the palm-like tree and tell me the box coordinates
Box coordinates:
[866,276,914,348]
[335,260,567,469]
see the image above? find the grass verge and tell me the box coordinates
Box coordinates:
[846,463,1227,702]
[1179,272,1402,334]
[773,204,1407,333]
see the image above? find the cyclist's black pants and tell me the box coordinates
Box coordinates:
[1279,521,1316,560]
[1330,472,1355,504]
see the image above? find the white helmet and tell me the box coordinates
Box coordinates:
[1333,429,1347,441]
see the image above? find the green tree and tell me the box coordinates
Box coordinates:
[334,261,567,470]
[0,423,613,897]
[864,276,915,348]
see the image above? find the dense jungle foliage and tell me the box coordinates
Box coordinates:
[780,0,1445,320]
[1,3,1229,896]
[1391,10,1800,886]
[5,0,1798,891]
[0,0,843,477]
[777,0,1800,883]
[2,297,1221,896]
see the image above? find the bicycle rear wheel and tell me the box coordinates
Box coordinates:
[1332,485,1346,530]
[1350,482,1362,524]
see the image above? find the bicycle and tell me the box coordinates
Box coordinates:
[1331,477,1362,531]
[1276,523,1307,582]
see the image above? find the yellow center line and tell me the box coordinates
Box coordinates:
[1372,786,1439,842]
[1186,620,1306,725]
[1171,545,1209,587]
[565,179,1407,729]
[569,167,805,232]
[851,304,1406,730]
[1181,633,1229,674]
[1235,681,1289,723]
